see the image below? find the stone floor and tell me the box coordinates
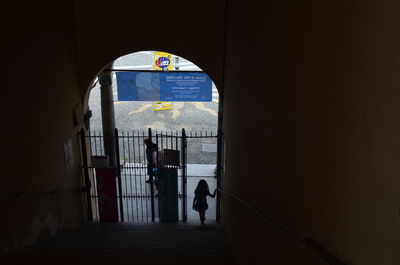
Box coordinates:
[2,222,238,265]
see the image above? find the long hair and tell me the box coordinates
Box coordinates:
[194,179,209,195]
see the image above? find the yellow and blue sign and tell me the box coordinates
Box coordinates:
[153,51,173,71]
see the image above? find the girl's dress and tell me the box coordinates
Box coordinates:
[193,192,209,211]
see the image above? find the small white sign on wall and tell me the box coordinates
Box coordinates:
[64,137,74,173]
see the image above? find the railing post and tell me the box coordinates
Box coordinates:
[79,128,93,221]
[216,94,224,223]
[216,130,223,223]
[181,128,187,222]
[115,128,124,222]
[148,128,156,222]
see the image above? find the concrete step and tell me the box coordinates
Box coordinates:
[3,222,238,265]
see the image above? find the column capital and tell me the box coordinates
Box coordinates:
[98,72,112,86]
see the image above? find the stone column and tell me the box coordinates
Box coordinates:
[99,67,117,168]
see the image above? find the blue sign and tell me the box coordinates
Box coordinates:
[116,72,212,102]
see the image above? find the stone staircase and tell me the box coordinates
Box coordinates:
[2,222,238,265]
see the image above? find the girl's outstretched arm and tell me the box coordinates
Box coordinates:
[208,189,217,198]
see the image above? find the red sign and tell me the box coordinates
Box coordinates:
[95,169,118,222]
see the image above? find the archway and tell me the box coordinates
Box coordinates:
[83,50,222,224]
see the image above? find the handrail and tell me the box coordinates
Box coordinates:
[218,188,346,265]
[14,187,85,198]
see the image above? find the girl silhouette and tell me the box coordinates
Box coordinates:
[192,179,217,225]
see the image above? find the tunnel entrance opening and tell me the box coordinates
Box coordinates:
[82,51,222,224]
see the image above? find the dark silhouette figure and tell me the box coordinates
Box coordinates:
[192,179,216,225]
[144,138,157,183]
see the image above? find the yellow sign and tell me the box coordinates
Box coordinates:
[154,101,173,111]
[153,51,173,71]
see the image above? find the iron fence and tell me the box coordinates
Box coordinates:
[80,128,218,223]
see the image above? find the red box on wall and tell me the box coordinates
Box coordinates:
[95,169,118,222]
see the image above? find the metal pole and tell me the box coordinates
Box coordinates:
[148,128,155,222]
[216,91,224,223]
[79,128,93,221]
[181,128,187,222]
[99,66,117,168]
[114,128,124,222]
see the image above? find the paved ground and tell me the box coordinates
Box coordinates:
[2,222,238,265]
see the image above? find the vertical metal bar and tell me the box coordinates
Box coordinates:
[94,168,99,221]
[170,131,172,151]
[121,130,129,221]
[155,132,159,166]
[186,132,188,221]
[142,130,148,221]
[148,128,155,222]
[127,131,135,222]
[137,131,143,221]
[138,131,150,220]
[79,129,93,221]
[88,131,99,220]
[216,95,224,223]
[161,131,164,152]
[115,128,124,222]
[132,130,139,221]
[155,131,159,219]
[181,128,187,222]
[175,131,178,153]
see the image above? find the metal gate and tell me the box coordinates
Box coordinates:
[79,128,188,222]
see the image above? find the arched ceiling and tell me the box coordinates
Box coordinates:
[73,1,226,98]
